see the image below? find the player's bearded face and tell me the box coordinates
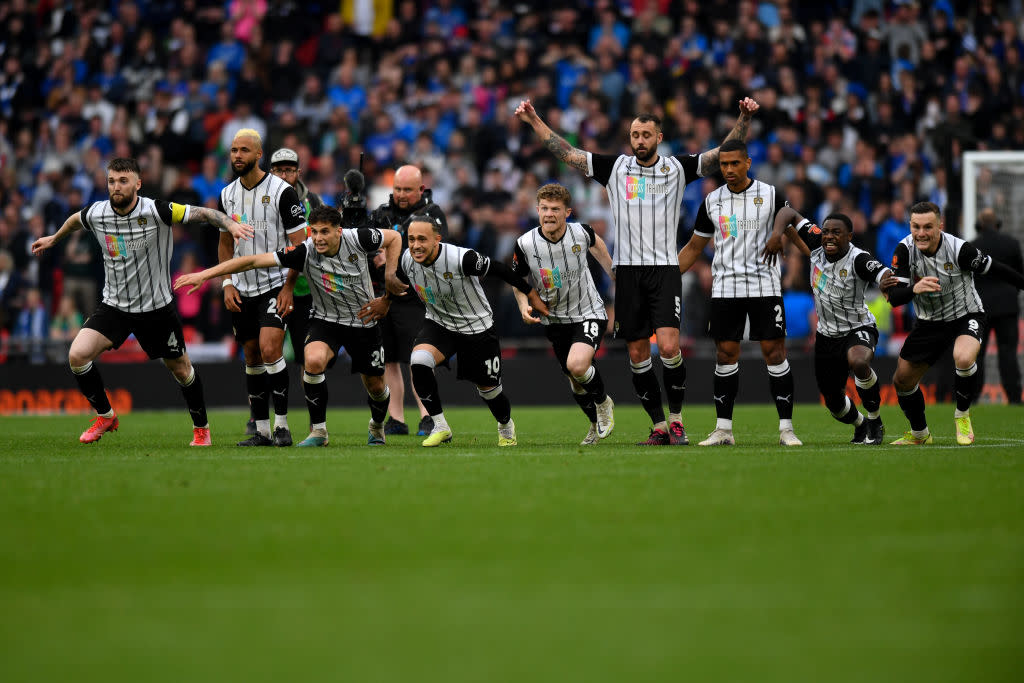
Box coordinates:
[629,122,661,163]
[232,157,258,177]
[108,173,140,209]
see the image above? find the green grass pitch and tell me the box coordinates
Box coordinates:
[1,403,1022,683]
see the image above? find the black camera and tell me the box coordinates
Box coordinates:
[341,168,369,229]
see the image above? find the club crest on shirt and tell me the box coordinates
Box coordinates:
[660,162,670,174]
[753,197,763,206]
[839,269,848,278]
[137,217,148,227]
[262,195,271,204]
[944,261,954,272]
[348,253,358,263]
[443,271,454,280]
[572,244,582,254]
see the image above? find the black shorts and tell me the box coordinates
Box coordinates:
[899,313,986,366]
[612,265,681,341]
[814,326,878,399]
[415,319,503,386]
[709,296,786,341]
[544,319,606,375]
[305,318,385,376]
[84,303,186,360]
[381,298,425,363]
[231,287,286,344]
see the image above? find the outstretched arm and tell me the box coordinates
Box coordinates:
[762,206,805,265]
[174,253,280,294]
[31,211,84,255]
[514,99,590,175]
[698,97,758,176]
[182,206,254,242]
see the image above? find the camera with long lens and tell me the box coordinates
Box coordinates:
[341,167,369,229]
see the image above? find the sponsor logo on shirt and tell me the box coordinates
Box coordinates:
[624,175,668,200]
[321,272,344,292]
[104,234,149,257]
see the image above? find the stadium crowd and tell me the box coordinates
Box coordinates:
[0,0,1021,360]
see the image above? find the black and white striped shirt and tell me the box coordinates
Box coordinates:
[398,244,494,334]
[80,196,186,313]
[693,180,787,299]
[218,172,306,297]
[511,222,606,324]
[274,229,383,327]
[798,224,887,337]
[892,233,988,321]
[586,152,701,266]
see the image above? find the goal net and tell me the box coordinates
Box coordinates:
[962,151,1024,242]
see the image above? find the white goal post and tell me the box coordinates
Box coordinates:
[961,150,1024,241]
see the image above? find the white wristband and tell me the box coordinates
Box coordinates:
[221,279,233,289]
[795,219,811,231]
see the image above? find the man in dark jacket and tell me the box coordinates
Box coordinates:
[370,164,448,435]
[971,208,1023,404]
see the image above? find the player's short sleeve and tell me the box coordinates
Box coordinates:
[510,242,529,277]
[693,201,714,238]
[798,221,822,250]
[588,152,617,186]
[891,243,911,283]
[674,154,701,184]
[772,191,790,219]
[580,223,597,246]
[355,228,384,253]
[854,252,888,284]
[956,241,993,274]
[78,203,98,232]
[273,240,308,269]
[461,249,491,277]
[153,199,189,226]
[278,186,307,234]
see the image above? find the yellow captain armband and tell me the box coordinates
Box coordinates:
[170,202,188,224]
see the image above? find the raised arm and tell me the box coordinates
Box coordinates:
[514,99,590,175]
[174,252,280,294]
[698,97,759,176]
[31,211,84,255]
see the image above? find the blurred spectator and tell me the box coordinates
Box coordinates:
[49,294,83,345]
[13,287,48,363]
[173,251,209,335]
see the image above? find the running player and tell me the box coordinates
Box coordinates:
[510,183,616,445]
[175,204,402,446]
[31,157,253,445]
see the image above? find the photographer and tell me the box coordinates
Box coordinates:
[369,164,449,436]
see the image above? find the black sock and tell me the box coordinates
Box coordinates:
[767,360,795,420]
[661,353,686,414]
[954,363,978,412]
[178,368,208,427]
[72,361,112,414]
[573,366,607,404]
[828,395,861,425]
[713,363,739,420]
[302,372,328,425]
[411,363,443,416]
[367,386,390,424]
[630,358,665,425]
[571,384,598,422]
[481,388,512,424]
[246,366,270,421]
[266,358,289,417]
[897,385,928,432]
[855,370,881,417]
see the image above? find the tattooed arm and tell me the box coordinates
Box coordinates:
[514,98,590,175]
[698,96,759,177]
[184,205,255,242]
